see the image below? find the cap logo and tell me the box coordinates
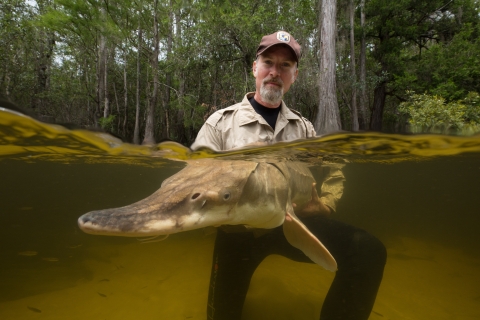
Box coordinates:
[277,31,290,43]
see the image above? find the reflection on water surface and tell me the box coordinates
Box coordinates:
[1,109,480,319]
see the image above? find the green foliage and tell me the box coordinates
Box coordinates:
[399,92,480,134]
[460,92,480,134]
[366,0,480,130]
[417,24,480,101]
[2,0,480,141]
[183,102,208,131]
[98,114,116,132]
[462,92,480,124]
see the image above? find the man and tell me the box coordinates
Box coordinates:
[192,31,386,320]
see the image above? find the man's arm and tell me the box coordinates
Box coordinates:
[318,163,345,213]
[296,163,345,217]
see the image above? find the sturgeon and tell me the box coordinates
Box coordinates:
[78,159,337,272]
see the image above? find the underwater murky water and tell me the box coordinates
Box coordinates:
[1,108,480,319]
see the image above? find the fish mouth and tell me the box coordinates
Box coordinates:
[77,211,175,237]
[77,212,144,237]
[77,204,230,237]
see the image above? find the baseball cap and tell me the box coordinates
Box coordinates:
[256,31,301,63]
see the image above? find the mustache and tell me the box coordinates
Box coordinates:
[262,77,284,86]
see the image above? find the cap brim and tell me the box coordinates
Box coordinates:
[256,43,299,62]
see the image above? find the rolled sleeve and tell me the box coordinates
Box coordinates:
[319,163,345,213]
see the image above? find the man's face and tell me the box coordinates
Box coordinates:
[252,45,299,108]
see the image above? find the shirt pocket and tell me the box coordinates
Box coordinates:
[229,125,266,149]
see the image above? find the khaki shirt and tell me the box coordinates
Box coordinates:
[191,93,316,151]
[191,92,344,212]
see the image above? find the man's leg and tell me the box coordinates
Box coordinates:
[207,229,267,320]
[301,216,387,320]
[206,218,386,320]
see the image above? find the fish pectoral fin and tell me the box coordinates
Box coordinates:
[283,211,337,272]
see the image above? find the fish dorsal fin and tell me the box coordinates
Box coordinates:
[283,210,337,272]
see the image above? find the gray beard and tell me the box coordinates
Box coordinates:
[260,83,283,106]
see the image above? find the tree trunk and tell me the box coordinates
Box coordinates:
[32,1,55,118]
[359,0,368,129]
[163,3,173,140]
[99,7,109,119]
[370,27,390,132]
[96,37,106,126]
[175,10,188,143]
[123,51,128,137]
[133,25,142,144]
[113,81,120,132]
[103,44,109,119]
[143,0,159,145]
[32,30,55,116]
[315,0,341,135]
[349,0,358,131]
[369,80,386,131]
[175,10,186,144]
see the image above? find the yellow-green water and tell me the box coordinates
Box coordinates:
[1,109,480,319]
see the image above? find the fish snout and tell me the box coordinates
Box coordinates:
[78,214,92,225]
[78,210,141,235]
[78,213,99,233]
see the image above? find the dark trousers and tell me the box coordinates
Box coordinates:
[207,216,387,320]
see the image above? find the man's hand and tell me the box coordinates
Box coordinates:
[295,183,331,217]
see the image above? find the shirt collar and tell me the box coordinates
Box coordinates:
[238,92,301,126]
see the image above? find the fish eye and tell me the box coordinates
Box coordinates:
[223,192,231,200]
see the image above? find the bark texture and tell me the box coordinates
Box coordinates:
[315,0,341,135]
[358,0,368,129]
[133,26,142,144]
[349,0,359,131]
[369,80,386,131]
[143,0,159,145]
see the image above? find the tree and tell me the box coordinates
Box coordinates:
[3,0,478,141]
[142,0,159,145]
[365,0,466,131]
[315,0,341,134]
[348,0,358,131]
[358,0,368,129]
[0,0,37,106]
[133,23,142,145]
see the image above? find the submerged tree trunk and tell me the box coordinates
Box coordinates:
[349,0,359,131]
[315,0,341,135]
[143,0,159,145]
